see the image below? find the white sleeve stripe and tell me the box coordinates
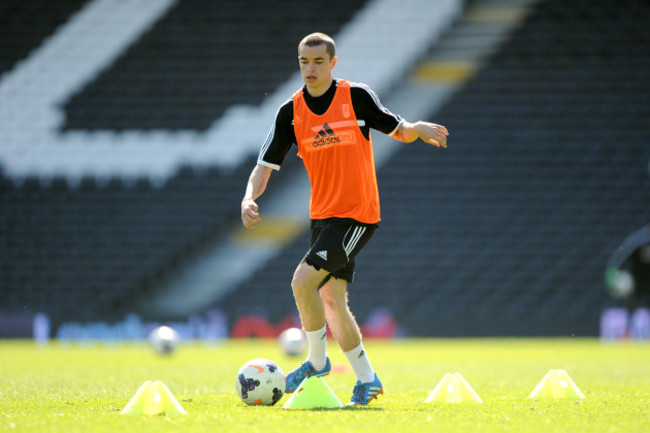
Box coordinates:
[388,119,404,137]
[258,107,279,161]
[257,159,281,171]
[258,97,294,168]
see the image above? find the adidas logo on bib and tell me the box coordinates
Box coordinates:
[312,123,340,147]
[316,250,328,261]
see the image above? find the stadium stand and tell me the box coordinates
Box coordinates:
[62,0,368,131]
[0,0,87,75]
[0,0,369,327]
[0,0,458,181]
[0,161,251,323]
[1,0,649,337]
[215,0,650,336]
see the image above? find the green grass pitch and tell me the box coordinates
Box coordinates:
[1,338,649,432]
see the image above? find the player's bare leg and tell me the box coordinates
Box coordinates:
[284,262,332,392]
[319,276,361,351]
[291,262,329,332]
[320,276,383,405]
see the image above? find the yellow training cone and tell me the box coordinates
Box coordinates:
[283,376,344,409]
[425,373,483,403]
[528,369,585,400]
[121,380,187,415]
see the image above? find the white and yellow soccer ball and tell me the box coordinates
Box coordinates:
[236,358,285,406]
[278,327,307,357]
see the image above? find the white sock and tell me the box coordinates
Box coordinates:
[305,325,328,370]
[344,343,375,384]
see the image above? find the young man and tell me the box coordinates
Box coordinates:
[241,32,448,405]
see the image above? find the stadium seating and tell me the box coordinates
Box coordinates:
[0,160,253,323]
[216,0,650,336]
[0,0,87,75]
[62,0,368,131]
[1,0,649,337]
[0,0,368,325]
[357,0,650,335]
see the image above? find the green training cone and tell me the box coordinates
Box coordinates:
[528,369,585,400]
[283,376,344,409]
[121,380,187,415]
[425,373,483,403]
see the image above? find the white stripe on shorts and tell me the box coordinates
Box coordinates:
[343,226,366,258]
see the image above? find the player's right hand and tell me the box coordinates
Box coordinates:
[241,199,261,229]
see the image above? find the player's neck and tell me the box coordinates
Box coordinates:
[306,78,335,98]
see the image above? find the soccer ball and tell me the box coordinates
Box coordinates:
[236,358,285,406]
[278,327,307,357]
[148,325,179,355]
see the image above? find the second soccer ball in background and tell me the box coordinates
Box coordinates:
[278,327,308,357]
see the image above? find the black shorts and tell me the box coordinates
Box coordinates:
[303,217,378,283]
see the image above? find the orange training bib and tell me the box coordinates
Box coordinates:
[293,80,380,224]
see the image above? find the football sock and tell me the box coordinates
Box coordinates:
[344,343,375,384]
[305,325,328,370]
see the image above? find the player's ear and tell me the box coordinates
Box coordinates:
[331,56,338,69]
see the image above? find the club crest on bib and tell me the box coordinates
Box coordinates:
[342,104,350,118]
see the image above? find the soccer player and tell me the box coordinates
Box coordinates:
[241,32,448,406]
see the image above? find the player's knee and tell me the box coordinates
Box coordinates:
[290,274,307,296]
[290,266,316,297]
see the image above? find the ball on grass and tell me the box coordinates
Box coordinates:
[278,327,307,357]
[148,325,179,355]
[236,358,285,406]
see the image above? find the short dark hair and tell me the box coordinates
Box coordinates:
[299,33,336,60]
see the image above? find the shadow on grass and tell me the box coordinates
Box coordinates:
[283,406,383,411]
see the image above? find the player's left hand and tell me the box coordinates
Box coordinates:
[415,121,449,148]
